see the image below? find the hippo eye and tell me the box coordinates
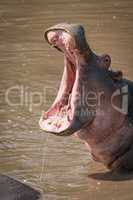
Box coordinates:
[105,58,109,62]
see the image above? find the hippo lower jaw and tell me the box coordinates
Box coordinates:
[39,56,89,136]
[39,68,80,136]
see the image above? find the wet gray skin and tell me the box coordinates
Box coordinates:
[0,174,41,200]
[40,23,133,171]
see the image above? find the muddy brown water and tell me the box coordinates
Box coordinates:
[0,0,133,199]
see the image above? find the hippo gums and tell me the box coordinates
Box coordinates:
[39,23,133,171]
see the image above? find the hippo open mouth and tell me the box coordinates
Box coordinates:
[39,23,93,136]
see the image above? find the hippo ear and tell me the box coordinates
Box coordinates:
[101,54,111,69]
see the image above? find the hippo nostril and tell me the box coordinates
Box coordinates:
[48,32,59,45]
[51,38,58,44]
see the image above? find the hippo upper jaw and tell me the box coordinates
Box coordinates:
[44,23,90,53]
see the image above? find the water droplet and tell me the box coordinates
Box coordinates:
[29,130,33,133]
[113,16,116,20]
[97,181,101,185]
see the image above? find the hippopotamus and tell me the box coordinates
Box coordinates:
[0,174,41,200]
[39,23,133,171]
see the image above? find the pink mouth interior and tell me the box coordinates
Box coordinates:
[39,30,76,133]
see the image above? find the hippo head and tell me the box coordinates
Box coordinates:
[39,23,121,136]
